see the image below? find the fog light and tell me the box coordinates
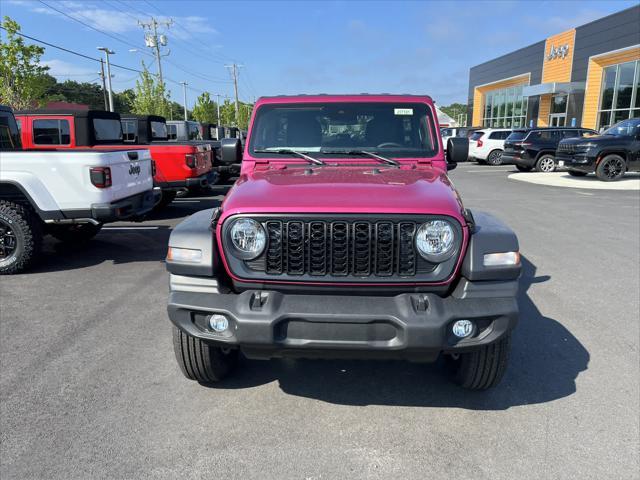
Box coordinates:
[452,319,474,338]
[208,314,229,332]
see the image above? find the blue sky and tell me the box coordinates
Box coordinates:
[2,0,638,107]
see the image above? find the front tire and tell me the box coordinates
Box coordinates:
[535,154,556,172]
[486,149,504,166]
[596,154,626,181]
[48,223,102,243]
[0,200,42,275]
[449,333,511,390]
[172,327,239,383]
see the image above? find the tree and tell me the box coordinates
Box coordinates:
[191,92,218,124]
[439,103,467,124]
[129,63,170,117]
[0,16,50,109]
[218,99,253,129]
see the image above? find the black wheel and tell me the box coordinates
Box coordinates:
[48,223,102,243]
[486,149,504,166]
[172,326,239,383]
[0,200,42,275]
[516,165,532,172]
[568,170,588,177]
[596,154,626,181]
[154,190,177,210]
[448,333,511,390]
[535,154,556,172]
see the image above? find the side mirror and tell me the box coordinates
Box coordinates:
[220,137,242,165]
[446,137,468,171]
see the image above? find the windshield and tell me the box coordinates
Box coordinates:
[151,121,168,139]
[93,118,123,142]
[603,118,640,137]
[249,102,439,158]
[507,131,528,141]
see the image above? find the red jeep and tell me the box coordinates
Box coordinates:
[16,110,217,206]
[166,95,521,390]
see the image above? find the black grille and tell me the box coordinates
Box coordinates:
[557,143,576,154]
[261,219,424,278]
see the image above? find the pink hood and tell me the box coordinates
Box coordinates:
[219,165,466,224]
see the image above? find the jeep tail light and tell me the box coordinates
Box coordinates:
[185,154,197,168]
[477,139,483,147]
[90,167,112,188]
[151,159,157,176]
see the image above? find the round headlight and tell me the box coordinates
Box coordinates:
[415,220,456,262]
[229,218,266,259]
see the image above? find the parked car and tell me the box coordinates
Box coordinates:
[16,110,217,207]
[503,127,598,172]
[556,118,640,181]
[468,128,512,165]
[165,94,521,391]
[440,127,481,153]
[0,105,159,274]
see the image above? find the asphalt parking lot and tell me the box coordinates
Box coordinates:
[1,164,639,480]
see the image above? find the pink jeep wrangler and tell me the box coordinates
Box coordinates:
[166,95,521,390]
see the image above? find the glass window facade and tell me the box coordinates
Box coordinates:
[482,85,527,128]
[597,60,640,129]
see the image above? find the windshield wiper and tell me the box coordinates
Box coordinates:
[253,149,325,165]
[321,149,400,167]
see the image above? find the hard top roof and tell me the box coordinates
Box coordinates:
[15,109,120,119]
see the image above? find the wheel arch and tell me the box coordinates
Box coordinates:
[0,181,61,221]
[534,150,556,161]
[596,151,628,167]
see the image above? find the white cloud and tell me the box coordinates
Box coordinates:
[13,1,216,39]
[41,59,97,78]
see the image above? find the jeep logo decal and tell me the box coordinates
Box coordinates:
[129,164,141,176]
[547,44,570,61]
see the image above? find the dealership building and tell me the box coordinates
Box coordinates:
[466,5,640,130]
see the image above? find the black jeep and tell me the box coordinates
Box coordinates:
[503,127,597,172]
[556,118,640,181]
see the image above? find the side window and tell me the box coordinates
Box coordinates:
[122,120,137,142]
[167,125,177,141]
[0,125,15,149]
[33,119,70,145]
[489,131,509,140]
[563,130,580,138]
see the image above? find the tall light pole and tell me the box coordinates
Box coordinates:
[180,81,188,121]
[97,47,115,112]
[215,93,221,125]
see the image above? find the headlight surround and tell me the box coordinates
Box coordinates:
[415,220,457,262]
[229,218,267,260]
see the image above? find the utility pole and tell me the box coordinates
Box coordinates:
[98,59,108,110]
[180,82,188,121]
[139,17,172,86]
[97,47,115,112]
[225,63,243,125]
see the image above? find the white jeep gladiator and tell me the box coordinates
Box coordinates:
[0,105,160,274]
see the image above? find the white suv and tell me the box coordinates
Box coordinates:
[468,129,512,165]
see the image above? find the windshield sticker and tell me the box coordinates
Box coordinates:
[394,108,413,115]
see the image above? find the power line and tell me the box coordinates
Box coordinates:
[0,27,209,94]
[36,0,152,55]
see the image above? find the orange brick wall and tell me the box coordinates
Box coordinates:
[542,29,576,84]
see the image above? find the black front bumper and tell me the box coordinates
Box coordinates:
[167,279,518,362]
[157,171,218,191]
[555,152,597,173]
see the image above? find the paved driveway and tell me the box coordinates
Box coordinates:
[1,167,638,479]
